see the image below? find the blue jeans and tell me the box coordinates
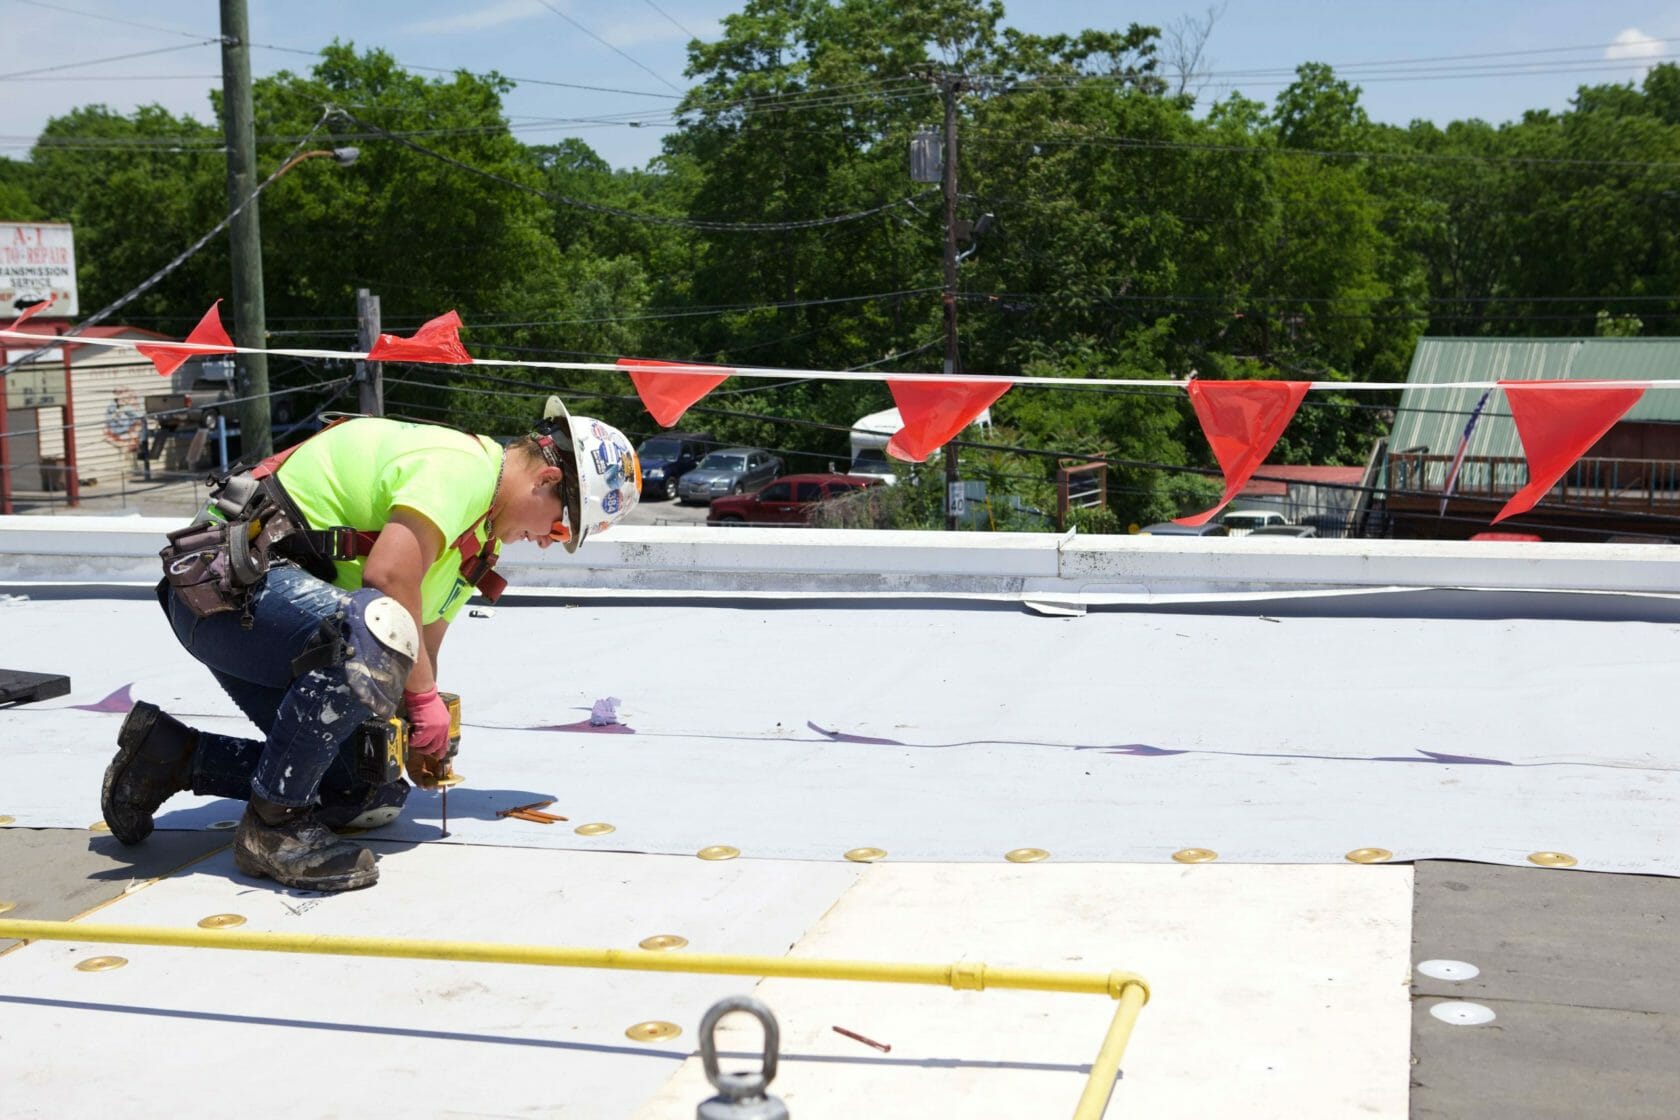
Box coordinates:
[163,564,397,810]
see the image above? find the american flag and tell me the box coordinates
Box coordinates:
[1439,388,1493,516]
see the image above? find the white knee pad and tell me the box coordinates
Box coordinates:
[363,595,419,662]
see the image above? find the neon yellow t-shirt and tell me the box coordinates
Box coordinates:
[275,418,502,624]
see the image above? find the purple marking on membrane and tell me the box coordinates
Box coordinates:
[1099,744,1193,757]
[72,684,135,714]
[807,721,906,746]
[538,719,636,735]
[1374,749,1513,767]
[806,723,1512,766]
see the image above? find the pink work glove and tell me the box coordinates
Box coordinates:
[402,687,452,759]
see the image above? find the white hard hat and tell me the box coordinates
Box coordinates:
[536,396,641,553]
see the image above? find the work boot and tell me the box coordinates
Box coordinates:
[101,701,198,845]
[233,796,379,892]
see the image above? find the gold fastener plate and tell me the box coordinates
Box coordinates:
[88,821,110,832]
[845,847,887,863]
[1345,847,1393,864]
[76,956,127,972]
[639,935,688,951]
[1004,848,1049,863]
[697,845,740,861]
[0,901,16,915]
[198,913,246,930]
[207,820,239,831]
[0,815,15,826]
[1528,851,1578,868]
[1172,847,1219,864]
[625,1020,681,1042]
[574,822,615,836]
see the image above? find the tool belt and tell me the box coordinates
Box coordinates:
[158,470,367,623]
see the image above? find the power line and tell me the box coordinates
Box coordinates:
[0,74,222,82]
[533,0,683,95]
[961,128,1680,171]
[0,39,218,81]
[639,0,698,41]
[247,40,683,101]
[7,0,210,40]
[336,107,939,232]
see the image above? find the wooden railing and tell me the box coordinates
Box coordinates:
[1388,451,1680,510]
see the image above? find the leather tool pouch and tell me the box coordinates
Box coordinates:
[158,518,266,619]
[158,471,290,620]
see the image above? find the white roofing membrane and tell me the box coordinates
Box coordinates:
[3,588,1675,874]
[1,525,1673,1117]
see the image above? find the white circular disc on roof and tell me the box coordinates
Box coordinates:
[1417,959,1480,981]
[1429,1001,1496,1025]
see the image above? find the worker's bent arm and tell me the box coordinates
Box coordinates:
[360,506,443,694]
[423,618,448,679]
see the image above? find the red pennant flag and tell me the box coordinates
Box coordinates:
[11,292,57,326]
[1492,380,1647,523]
[136,299,237,377]
[619,357,733,427]
[885,377,1012,463]
[1175,380,1311,526]
[365,309,473,364]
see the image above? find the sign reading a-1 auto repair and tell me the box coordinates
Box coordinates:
[0,222,78,318]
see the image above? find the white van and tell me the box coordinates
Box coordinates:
[846,406,994,486]
[1219,509,1289,537]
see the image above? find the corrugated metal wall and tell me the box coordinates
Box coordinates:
[1390,338,1680,459]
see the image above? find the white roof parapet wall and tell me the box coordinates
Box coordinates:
[1,515,1677,597]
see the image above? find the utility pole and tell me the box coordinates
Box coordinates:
[355,288,383,416]
[220,0,270,459]
[940,74,963,531]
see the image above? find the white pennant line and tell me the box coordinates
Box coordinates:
[0,327,1663,391]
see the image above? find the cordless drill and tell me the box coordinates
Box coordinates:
[359,691,461,789]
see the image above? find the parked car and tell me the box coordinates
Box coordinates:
[707,473,880,526]
[637,431,716,500]
[1136,521,1229,537]
[1219,509,1289,536]
[676,446,783,504]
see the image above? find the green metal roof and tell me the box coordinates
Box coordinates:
[1389,337,1680,459]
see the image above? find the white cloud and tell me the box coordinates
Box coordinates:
[1604,27,1666,78]
[405,0,549,36]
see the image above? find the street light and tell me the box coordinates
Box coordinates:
[273,147,360,177]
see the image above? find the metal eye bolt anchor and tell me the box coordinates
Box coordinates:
[696,996,789,1120]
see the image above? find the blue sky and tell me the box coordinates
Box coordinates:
[4,1,1680,168]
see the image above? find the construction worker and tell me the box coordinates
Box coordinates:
[99,398,640,892]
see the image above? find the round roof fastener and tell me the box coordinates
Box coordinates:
[1345,847,1393,864]
[75,956,127,972]
[198,913,247,930]
[1528,851,1578,868]
[625,1020,682,1042]
[639,935,688,951]
[697,845,741,861]
[1429,1001,1496,1026]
